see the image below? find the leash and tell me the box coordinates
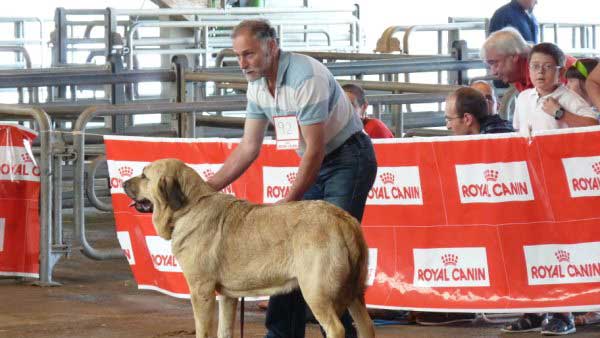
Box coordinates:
[240,297,245,338]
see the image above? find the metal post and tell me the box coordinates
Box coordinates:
[108,55,127,133]
[173,55,195,138]
[53,8,68,99]
[0,105,56,285]
[105,7,117,59]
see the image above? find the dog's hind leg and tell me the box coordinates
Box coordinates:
[348,297,375,338]
[217,295,237,338]
[302,291,345,338]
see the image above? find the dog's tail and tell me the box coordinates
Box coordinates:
[336,209,369,301]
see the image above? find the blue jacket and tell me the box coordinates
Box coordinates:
[489,0,539,43]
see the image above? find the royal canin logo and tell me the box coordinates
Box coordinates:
[484,169,498,182]
[286,172,297,185]
[555,249,570,263]
[118,166,133,178]
[524,243,600,285]
[593,162,600,176]
[380,172,394,185]
[455,162,534,203]
[262,167,297,203]
[441,253,458,266]
[193,164,235,195]
[145,236,182,272]
[20,153,33,163]
[108,161,146,191]
[562,157,600,198]
[202,169,215,179]
[367,167,423,206]
[462,168,527,198]
[0,160,40,178]
[413,248,490,287]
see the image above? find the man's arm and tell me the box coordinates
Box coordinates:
[281,122,326,202]
[206,118,268,191]
[586,66,600,109]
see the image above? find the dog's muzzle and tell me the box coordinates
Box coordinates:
[129,199,153,213]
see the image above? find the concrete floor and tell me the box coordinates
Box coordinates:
[1,210,599,338]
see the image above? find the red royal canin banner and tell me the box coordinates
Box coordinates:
[104,127,600,312]
[0,124,40,278]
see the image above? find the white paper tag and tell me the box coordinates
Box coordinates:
[274,116,300,150]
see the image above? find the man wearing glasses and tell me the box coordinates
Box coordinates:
[445,87,513,135]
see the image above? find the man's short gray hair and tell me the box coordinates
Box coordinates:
[481,27,531,59]
[232,19,279,44]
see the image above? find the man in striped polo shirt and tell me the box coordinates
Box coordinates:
[207,19,377,338]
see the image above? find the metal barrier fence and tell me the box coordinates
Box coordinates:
[375,17,600,56]
[52,7,360,70]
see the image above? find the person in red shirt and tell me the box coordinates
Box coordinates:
[342,84,394,138]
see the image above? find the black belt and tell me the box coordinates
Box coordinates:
[324,131,364,162]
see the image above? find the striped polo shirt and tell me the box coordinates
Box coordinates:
[245,51,363,155]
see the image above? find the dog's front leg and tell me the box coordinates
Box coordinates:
[217,295,238,338]
[190,285,217,338]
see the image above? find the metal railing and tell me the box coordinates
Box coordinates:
[0,105,57,285]
[52,7,360,69]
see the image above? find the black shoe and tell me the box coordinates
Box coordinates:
[541,313,576,336]
[500,313,544,333]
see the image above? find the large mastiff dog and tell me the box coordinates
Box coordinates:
[123,158,375,338]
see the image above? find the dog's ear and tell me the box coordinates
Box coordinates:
[159,176,186,211]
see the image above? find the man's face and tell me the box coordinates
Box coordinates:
[484,49,520,84]
[518,0,537,11]
[233,30,275,82]
[529,52,561,95]
[470,82,497,115]
[444,95,470,135]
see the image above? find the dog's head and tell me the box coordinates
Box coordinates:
[123,158,212,239]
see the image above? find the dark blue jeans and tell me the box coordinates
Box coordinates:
[265,131,377,338]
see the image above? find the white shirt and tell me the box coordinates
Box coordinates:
[513,85,598,136]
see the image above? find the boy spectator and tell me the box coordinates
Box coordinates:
[342,84,394,138]
[512,43,598,136]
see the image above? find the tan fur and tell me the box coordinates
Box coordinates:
[124,158,375,338]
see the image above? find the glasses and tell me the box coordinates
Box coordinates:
[529,63,560,73]
[444,115,462,123]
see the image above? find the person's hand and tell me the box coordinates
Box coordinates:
[542,97,561,117]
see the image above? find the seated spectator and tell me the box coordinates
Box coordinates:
[342,84,394,138]
[470,80,498,115]
[481,27,577,92]
[505,43,599,336]
[586,57,600,110]
[489,0,539,43]
[445,87,513,135]
[512,43,598,137]
[565,58,599,105]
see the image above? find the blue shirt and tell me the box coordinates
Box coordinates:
[246,51,363,156]
[489,0,539,43]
